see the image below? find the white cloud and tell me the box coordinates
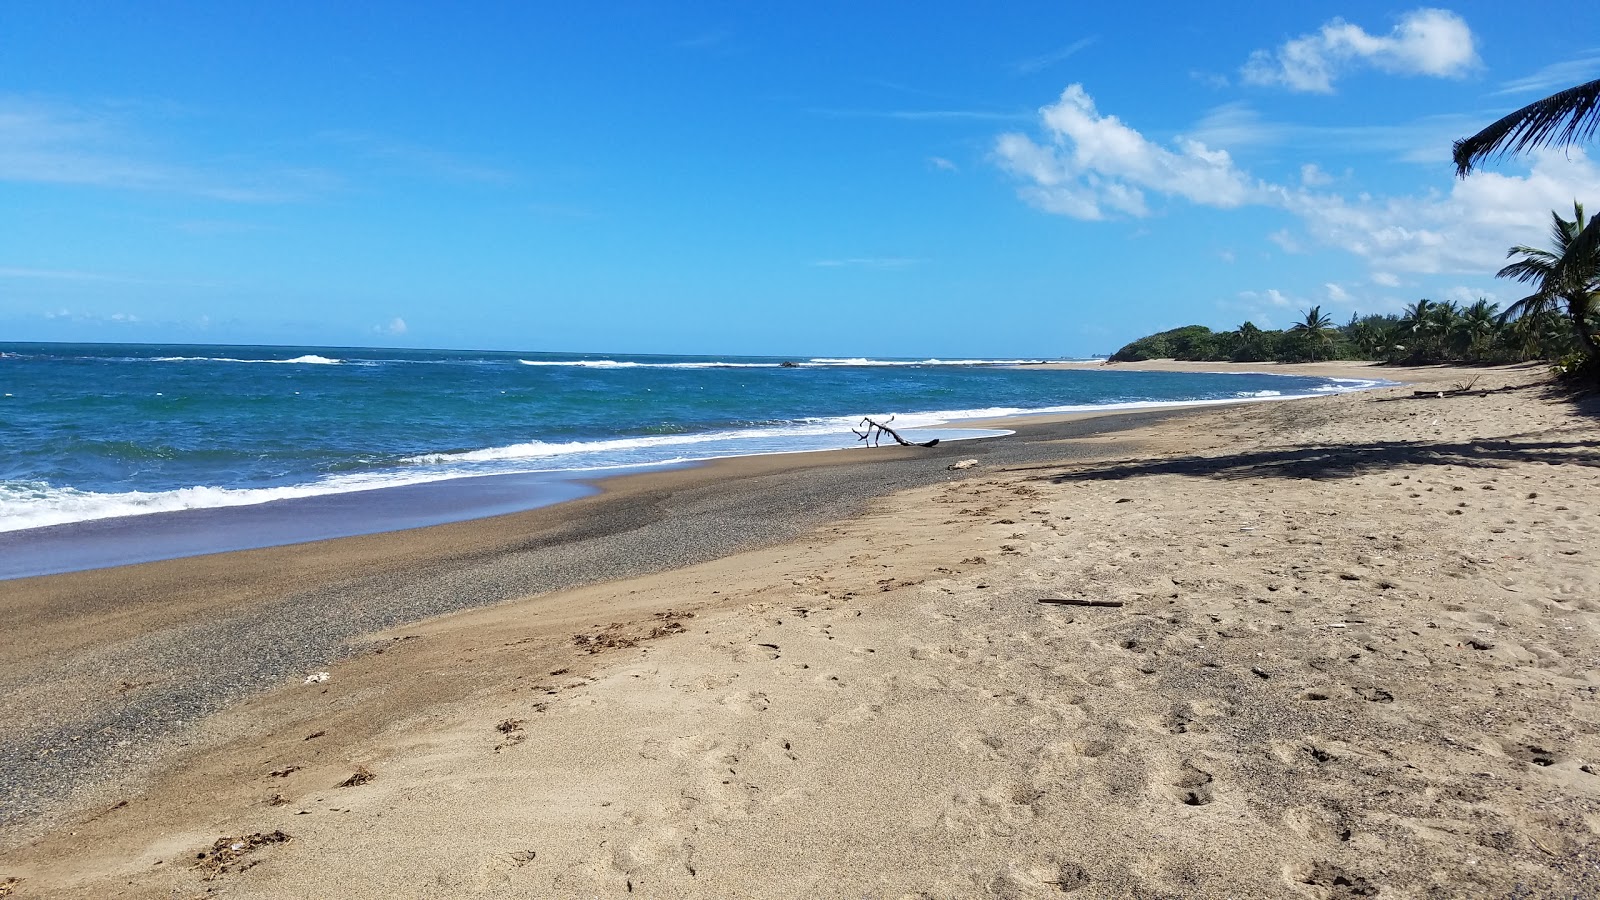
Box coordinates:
[375,317,407,336]
[993,84,1260,220]
[1325,282,1351,303]
[1371,272,1402,287]
[1241,9,1478,93]
[995,86,1600,284]
[927,156,958,172]
[43,308,140,323]
[1218,249,1236,264]
[1443,285,1497,305]
[1273,149,1600,275]
[1268,229,1304,253]
[1300,163,1332,187]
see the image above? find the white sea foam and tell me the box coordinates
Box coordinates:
[807,357,1046,367]
[518,359,779,369]
[516,357,1046,369]
[0,472,441,533]
[150,354,343,365]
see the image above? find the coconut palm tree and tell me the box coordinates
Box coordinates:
[1453,78,1600,176]
[1457,298,1501,361]
[1399,299,1437,359]
[1289,306,1336,360]
[1498,202,1600,366]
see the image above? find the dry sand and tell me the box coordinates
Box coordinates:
[2,361,1598,899]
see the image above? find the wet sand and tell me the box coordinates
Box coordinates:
[3,361,1597,898]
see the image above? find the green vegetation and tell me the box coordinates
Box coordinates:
[1110,300,1585,366]
[1453,77,1600,378]
[1114,78,1600,375]
[1113,201,1599,375]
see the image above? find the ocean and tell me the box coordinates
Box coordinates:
[0,342,1387,572]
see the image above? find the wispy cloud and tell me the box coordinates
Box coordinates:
[0,95,335,201]
[1009,36,1098,75]
[43,308,142,324]
[1187,101,1479,165]
[0,265,221,287]
[1492,52,1600,96]
[317,130,514,184]
[1241,9,1479,94]
[812,257,924,269]
[373,316,408,336]
[0,266,125,282]
[808,107,1028,123]
[927,156,959,172]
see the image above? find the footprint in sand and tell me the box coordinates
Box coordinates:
[1168,761,1215,806]
[1284,860,1377,898]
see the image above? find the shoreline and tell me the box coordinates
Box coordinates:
[5,360,1593,898]
[1,359,1428,580]
[0,402,1206,842]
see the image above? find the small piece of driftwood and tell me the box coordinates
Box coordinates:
[852,415,940,448]
[1037,597,1124,608]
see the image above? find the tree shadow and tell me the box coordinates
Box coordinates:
[1014,437,1599,486]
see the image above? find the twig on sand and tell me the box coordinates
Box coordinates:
[1038,597,1125,608]
[852,416,941,448]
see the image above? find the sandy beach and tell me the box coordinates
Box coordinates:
[3,360,1597,898]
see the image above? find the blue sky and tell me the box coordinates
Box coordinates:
[3,3,1598,357]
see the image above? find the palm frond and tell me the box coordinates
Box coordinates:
[1453,78,1600,176]
[1497,258,1555,283]
[1499,291,1558,322]
[1552,215,1600,287]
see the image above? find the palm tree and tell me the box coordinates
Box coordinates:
[1458,298,1500,361]
[1453,78,1600,176]
[1289,306,1336,360]
[1498,202,1600,365]
[1429,300,1463,357]
[1399,299,1436,359]
[1232,321,1273,362]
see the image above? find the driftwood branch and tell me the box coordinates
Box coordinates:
[1037,597,1125,608]
[852,416,940,448]
[1373,387,1493,403]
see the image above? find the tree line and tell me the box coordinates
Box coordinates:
[1112,75,1600,378]
[1109,298,1582,367]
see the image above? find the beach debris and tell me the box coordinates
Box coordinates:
[303,672,330,685]
[193,831,290,879]
[268,765,301,778]
[1038,597,1125,608]
[337,766,375,788]
[574,611,696,654]
[0,876,19,897]
[852,415,940,448]
[948,459,978,470]
[495,719,527,752]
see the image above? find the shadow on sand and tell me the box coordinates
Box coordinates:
[1007,381,1599,486]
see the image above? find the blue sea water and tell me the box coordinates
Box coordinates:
[0,342,1387,535]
